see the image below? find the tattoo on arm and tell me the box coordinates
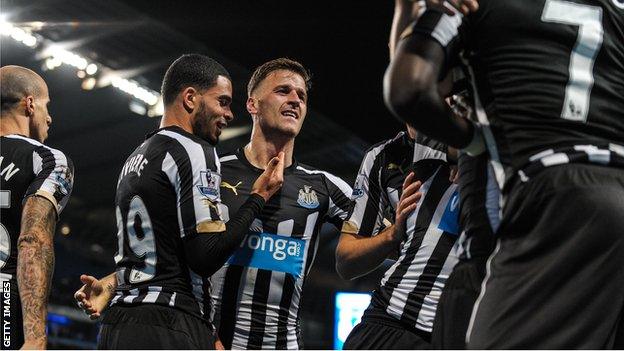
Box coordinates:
[17,195,57,346]
[106,283,115,295]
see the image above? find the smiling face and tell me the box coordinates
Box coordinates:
[190,75,233,144]
[247,69,308,138]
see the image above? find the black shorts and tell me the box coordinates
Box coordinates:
[343,309,431,350]
[98,304,215,350]
[1,278,23,350]
[431,258,486,349]
[467,164,624,349]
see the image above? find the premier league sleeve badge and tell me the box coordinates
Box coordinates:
[197,170,221,202]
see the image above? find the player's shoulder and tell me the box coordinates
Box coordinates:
[150,127,217,161]
[1,134,72,166]
[295,163,352,193]
[152,127,210,147]
[412,133,448,164]
[362,131,412,164]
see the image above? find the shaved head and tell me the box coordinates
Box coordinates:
[1,65,47,114]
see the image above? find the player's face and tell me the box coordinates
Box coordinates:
[249,70,308,138]
[29,85,52,143]
[191,75,233,145]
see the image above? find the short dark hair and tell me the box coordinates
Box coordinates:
[161,54,231,106]
[1,65,46,114]
[247,58,312,96]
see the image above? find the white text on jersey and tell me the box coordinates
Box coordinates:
[120,154,148,179]
[0,156,20,181]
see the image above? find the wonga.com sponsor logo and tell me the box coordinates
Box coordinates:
[228,232,306,277]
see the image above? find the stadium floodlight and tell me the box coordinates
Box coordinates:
[47,46,88,70]
[147,98,164,118]
[81,77,97,91]
[1,21,38,47]
[111,76,160,106]
[2,19,163,115]
[85,63,98,75]
[44,57,62,70]
[129,101,148,116]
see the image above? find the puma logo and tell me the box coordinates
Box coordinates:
[221,181,242,195]
[387,163,400,170]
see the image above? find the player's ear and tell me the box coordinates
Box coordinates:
[24,95,35,117]
[246,96,258,115]
[181,87,197,113]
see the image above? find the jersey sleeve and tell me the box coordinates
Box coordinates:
[342,147,388,237]
[161,140,225,238]
[25,146,74,216]
[322,172,353,228]
[406,6,469,75]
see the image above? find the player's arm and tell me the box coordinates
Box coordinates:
[19,148,73,349]
[390,1,478,59]
[17,196,57,349]
[336,173,421,280]
[384,9,483,154]
[183,152,284,277]
[389,0,424,59]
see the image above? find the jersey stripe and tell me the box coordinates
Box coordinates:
[351,134,459,333]
[215,264,244,348]
[378,166,449,311]
[345,133,405,236]
[158,130,223,234]
[161,152,186,237]
[517,143,624,184]
[5,135,73,214]
[247,269,272,349]
[211,152,350,349]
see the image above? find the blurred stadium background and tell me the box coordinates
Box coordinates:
[1,0,407,348]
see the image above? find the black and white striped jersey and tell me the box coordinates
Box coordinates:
[0,135,74,281]
[455,152,500,261]
[343,132,460,333]
[207,149,352,350]
[410,0,624,189]
[110,126,224,319]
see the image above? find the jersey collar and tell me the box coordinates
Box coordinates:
[235,147,298,175]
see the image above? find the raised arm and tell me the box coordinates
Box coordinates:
[384,33,474,149]
[389,0,424,59]
[385,4,484,154]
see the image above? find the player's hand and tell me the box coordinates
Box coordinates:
[74,274,111,320]
[251,151,285,202]
[391,172,422,243]
[20,339,46,350]
[426,0,479,16]
[215,338,225,350]
[449,165,459,184]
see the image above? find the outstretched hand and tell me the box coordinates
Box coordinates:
[74,274,112,320]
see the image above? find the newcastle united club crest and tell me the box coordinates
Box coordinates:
[297,185,319,209]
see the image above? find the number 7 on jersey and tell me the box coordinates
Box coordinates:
[541,0,604,123]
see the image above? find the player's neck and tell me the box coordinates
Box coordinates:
[0,114,29,138]
[245,129,294,170]
[160,109,192,134]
